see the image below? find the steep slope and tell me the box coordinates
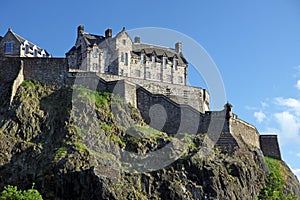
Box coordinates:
[0,81,299,199]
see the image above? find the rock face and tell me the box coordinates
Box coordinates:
[0,81,299,200]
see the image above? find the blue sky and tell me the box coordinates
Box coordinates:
[1,0,300,179]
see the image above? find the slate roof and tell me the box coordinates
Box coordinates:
[67,29,188,65]
[8,29,50,56]
[132,43,188,65]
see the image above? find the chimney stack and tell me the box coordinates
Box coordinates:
[105,28,112,38]
[175,42,182,53]
[134,36,140,43]
[77,25,84,36]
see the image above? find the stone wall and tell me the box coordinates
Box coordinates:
[230,114,260,148]
[259,135,282,160]
[100,74,209,113]
[22,58,67,84]
[0,57,22,83]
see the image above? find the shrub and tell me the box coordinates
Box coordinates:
[0,183,42,200]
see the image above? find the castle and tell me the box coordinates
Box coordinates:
[0,26,281,160]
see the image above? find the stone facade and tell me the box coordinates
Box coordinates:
[0,28,51,58]
[66,25,188,86]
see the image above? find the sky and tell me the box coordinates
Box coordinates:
[1,0,300,179]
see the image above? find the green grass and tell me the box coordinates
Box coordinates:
[258,157,298,200]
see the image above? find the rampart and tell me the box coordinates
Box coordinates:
[101,74,210,113]
[231,114,260,148]
[0,56,282,159]
[259,135,282,160]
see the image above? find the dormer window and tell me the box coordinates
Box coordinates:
[25,44,29,54]
[34,49,37,57]
[4,41,14,54]
[141,54,146,65]
[174,60,178,70]
[122,39,126,45]
[163,57,167,69]
[121,52,124,62]
[152,55,156,67]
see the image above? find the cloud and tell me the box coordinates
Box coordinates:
[296,80,300,90]
[275,97,300,116]
[254,111,266,123]
[297,153,300,158]
[274,111,300,144]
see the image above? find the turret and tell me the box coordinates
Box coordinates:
[77,25,84,36]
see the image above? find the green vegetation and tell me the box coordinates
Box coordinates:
[53,146,68,162]
[258,157,297,200]
[0,184,43,200]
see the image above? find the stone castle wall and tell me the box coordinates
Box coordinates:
[100,74,210,113]
[231,114,260,148]
[0,57,282,159]
[259,135,282,160]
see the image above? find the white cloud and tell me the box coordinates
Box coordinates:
[297,153,300,158]
[275,97,300,116]
[296,80,300,90]
[261,101,269,108]
[274,111,300,144]
[254,111,266,123]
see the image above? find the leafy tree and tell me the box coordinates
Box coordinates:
[0,183,42,200]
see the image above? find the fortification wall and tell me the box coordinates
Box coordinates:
[100,74,209,113]
[137,87,203,134]
[22,58,67,84]
[0,57,21,83]
[230,114,260,148]
[260,135,282,160]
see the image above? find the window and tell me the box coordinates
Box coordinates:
[152,55,156,67]
[135,69,141,77]
[93,63,98,71]
[105,66,109,73]
[122,39,126,45]
[146,72,151,79]
[25,44,29,54]
[93,48,98,58]
[178,76,183,84]
[174,60,178,70]
[120,69,124,76]
[121,52,124,62]
[104,50,107,59]
[157,73,162,80]
[33,49,37,57]
[163,57,167,69]
[125,53,128,66]
[4,42,14,54]
[141,54,146,65]
[167,75,172,82]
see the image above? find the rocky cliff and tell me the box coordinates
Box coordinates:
[0,81,299,199]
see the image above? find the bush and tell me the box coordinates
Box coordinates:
[0,183,42,200]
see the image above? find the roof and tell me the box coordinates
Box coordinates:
[7,29,50,56]
[67,28,188,65]
[82,33,106,47]
[132,43,188,65]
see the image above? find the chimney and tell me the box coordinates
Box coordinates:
[105,28,112,38]
[77,25,84,36]
[134,36,140,43]
[175,42,182,53]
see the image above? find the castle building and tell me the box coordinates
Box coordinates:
[66,25,188,85]
[0,28,51,58]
